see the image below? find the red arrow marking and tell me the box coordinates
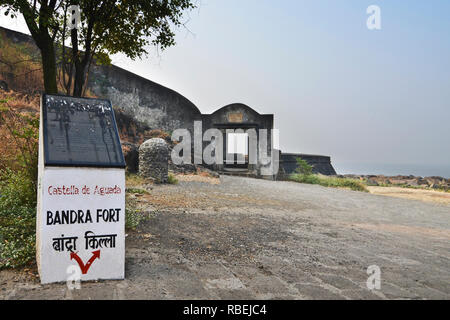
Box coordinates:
[70,250,101,274]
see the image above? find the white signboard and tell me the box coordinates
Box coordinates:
[37,167,125,284]
[37,94,126,284]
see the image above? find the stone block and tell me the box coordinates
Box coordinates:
[139,138,169,183]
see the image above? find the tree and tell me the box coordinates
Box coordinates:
[1,0,195,96]
[295,157,313,176]
[67,0,195,97]
[1,1,63,94]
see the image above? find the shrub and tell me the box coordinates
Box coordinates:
[289,173,368,192]
[0,98,39,186]
[0,169,36,269]
[144,129,171,142]
[125,195,147,230]
[291,173,321,185]
[0,97,38,269]
[124,174,150,230]
[295,157,313,176]
[167,173,178,185]
[126,173,146,188]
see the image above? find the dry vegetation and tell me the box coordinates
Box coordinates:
[176,173,220,184]
[0,30,43,94]
[368,186,450,205]
[0,91,39,172]
[0,94,39,269]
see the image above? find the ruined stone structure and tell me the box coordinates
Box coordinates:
[279,153,337,176]
[139,138,169,183]
[89,63,335,177]
[88,64,202,133]
[200,103,275,177]
[0,26,337,178]
[88,64,280,178]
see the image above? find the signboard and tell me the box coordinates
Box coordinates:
[42,94,125,167]
[37,94,126,284]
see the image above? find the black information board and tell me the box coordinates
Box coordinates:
[42,94,126,168]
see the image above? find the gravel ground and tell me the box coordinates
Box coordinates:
[1,175,449,299]
[368,186,450,205]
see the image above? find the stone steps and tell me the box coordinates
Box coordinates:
[219,170,257,178]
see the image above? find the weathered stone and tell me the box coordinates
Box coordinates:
[417,178,427,185]
[139,138,169,183]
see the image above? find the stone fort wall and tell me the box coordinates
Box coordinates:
[279,153,337,176]
[0,26,337,176]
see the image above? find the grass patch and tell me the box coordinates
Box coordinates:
[288,157,368,192]
[289,173,368,192]
[125,195,149,230]
[125,174,150,229]
[167,173,178,184]
[125,173,146,188]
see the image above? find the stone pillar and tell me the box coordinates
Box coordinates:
[139,138,169,183]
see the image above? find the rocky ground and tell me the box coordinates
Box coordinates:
[1,175,449,300]
[342,174,450,191]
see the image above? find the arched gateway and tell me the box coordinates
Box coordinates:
[200,103,276,178]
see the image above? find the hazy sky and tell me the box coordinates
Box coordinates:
[1,1,450,177]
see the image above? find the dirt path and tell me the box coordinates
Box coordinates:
[368,186,450,205]
[1,176,449,299]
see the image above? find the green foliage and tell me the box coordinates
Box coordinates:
[0,169,36,269]
[295,157,313,176]
[290,156,367,192]
[79,0,197,59]
[167,173,178,185]
[92,51,111,66]
[125,173,147,187]
[0,168,36,208]
[289,173,368,192]
[125,174,150,229]
[125,195,147,230]
[1,1,196,95]
[0,98,38,269]
[290,173,320,185]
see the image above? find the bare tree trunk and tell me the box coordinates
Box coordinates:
[72,61,86,97]
[70,26,90,97]
[20,0,59,95]
[40,36,58,94]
